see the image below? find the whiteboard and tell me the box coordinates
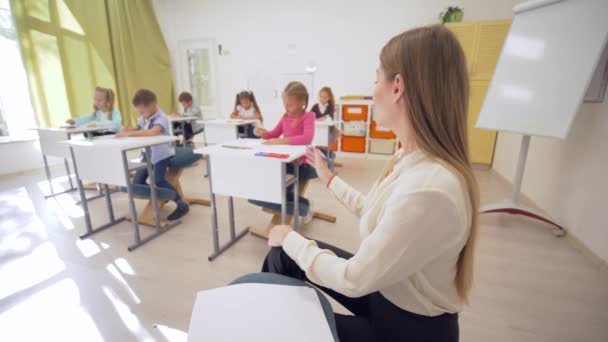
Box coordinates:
[476,0,608,139]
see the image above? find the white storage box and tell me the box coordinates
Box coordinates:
[342,121,367,137]
[369,138,396,155]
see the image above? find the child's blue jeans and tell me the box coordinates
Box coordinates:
[132,156,182,202]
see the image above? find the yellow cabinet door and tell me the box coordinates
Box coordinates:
[445,22,479,74]
[472,20,511,81]
[468,81,496,165]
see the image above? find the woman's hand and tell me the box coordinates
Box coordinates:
[65,118,75,125]
[268,225,294,247]
[254,127,267,137]
[263,138,287,145]
[306,147,334,185]
[87,122,96,127]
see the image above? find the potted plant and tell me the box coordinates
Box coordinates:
[440,6,464,23]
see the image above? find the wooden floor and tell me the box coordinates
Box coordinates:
[0,156,606,341]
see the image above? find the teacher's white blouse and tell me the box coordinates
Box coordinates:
[283,149,472,316]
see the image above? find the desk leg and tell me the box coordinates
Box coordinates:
[293,159,300,231]
[43,155,55,198]
[126,150,180,251]
[228,196,236,240]
[69,146,92,236]
[206,157,248,261]
[146,147,162,232]
[182,121,186,144]
[281,163,287,225]
[64,158,75,190]
[207,156,220,253]
[123,151,142,248]
[104,184,115,222]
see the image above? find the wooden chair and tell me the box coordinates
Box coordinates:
[248,177,337,239]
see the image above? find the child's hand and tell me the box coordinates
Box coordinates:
[230,110,239,118]
[253,127,267,137]
[305,147,333,184]
[171,112,181,117]
[87,122,96,127]
[65,119,75,125]
[263,138,286,145]
[115,130,129,138]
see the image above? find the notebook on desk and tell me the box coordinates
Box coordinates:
[187,283,333,342]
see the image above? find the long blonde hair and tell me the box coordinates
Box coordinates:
[283,81,309,127]
[94,86,115,112]
[380,24,479,303]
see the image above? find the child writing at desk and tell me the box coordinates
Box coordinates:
[66,86,122,136]
[250,81,317,231]
[171,91,203,146]
[230,90,263,138]
[115,89,190,221]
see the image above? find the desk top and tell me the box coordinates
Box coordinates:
[61,135,178,151]
[169,116,200,122]
[194,139,306,163]
[31,126,112,134]
[204,119,258,127]
[315,119,341,127]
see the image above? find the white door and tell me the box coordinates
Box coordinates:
[177,39,220,119]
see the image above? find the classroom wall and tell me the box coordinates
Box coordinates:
[152,0,460,127]
[0,140,49,176]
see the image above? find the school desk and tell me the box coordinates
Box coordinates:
[194,139,306,261]
[62,135,181,251]
[203,119,258,145]
[33,126,113,200]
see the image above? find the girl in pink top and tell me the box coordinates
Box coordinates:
[254,83,315,146]
[250,81,318,227]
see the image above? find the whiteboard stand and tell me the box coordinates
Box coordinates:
[480,135,566,237]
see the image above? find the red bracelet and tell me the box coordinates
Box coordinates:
[326,175,336,188]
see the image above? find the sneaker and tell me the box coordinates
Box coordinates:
[168,203,189,221]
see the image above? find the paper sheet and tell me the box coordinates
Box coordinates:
[187,283,334,342]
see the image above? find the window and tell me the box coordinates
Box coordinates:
[0,0,37,139]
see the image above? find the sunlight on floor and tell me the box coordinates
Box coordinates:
[103,286,154,341]
[75,239,101,258]
[115,257,136,276]
[154,324,188,342]
[106,264,142,304]
[0,278,104,342]
[0,241,66,301]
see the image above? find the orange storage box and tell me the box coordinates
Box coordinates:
[370,121,396,139]
[341,136,367,153]
[342,105,369,121]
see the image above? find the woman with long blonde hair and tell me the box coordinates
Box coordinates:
[259,24,479,341]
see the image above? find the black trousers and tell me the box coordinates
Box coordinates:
[172,122,194,141]
[262,242,459,342]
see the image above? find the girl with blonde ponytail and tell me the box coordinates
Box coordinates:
[255,24,477,342]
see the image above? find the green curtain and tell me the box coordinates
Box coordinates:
[104,0,175,126]
[10,0,175,128]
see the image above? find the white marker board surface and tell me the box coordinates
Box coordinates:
[476,0,608,139]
